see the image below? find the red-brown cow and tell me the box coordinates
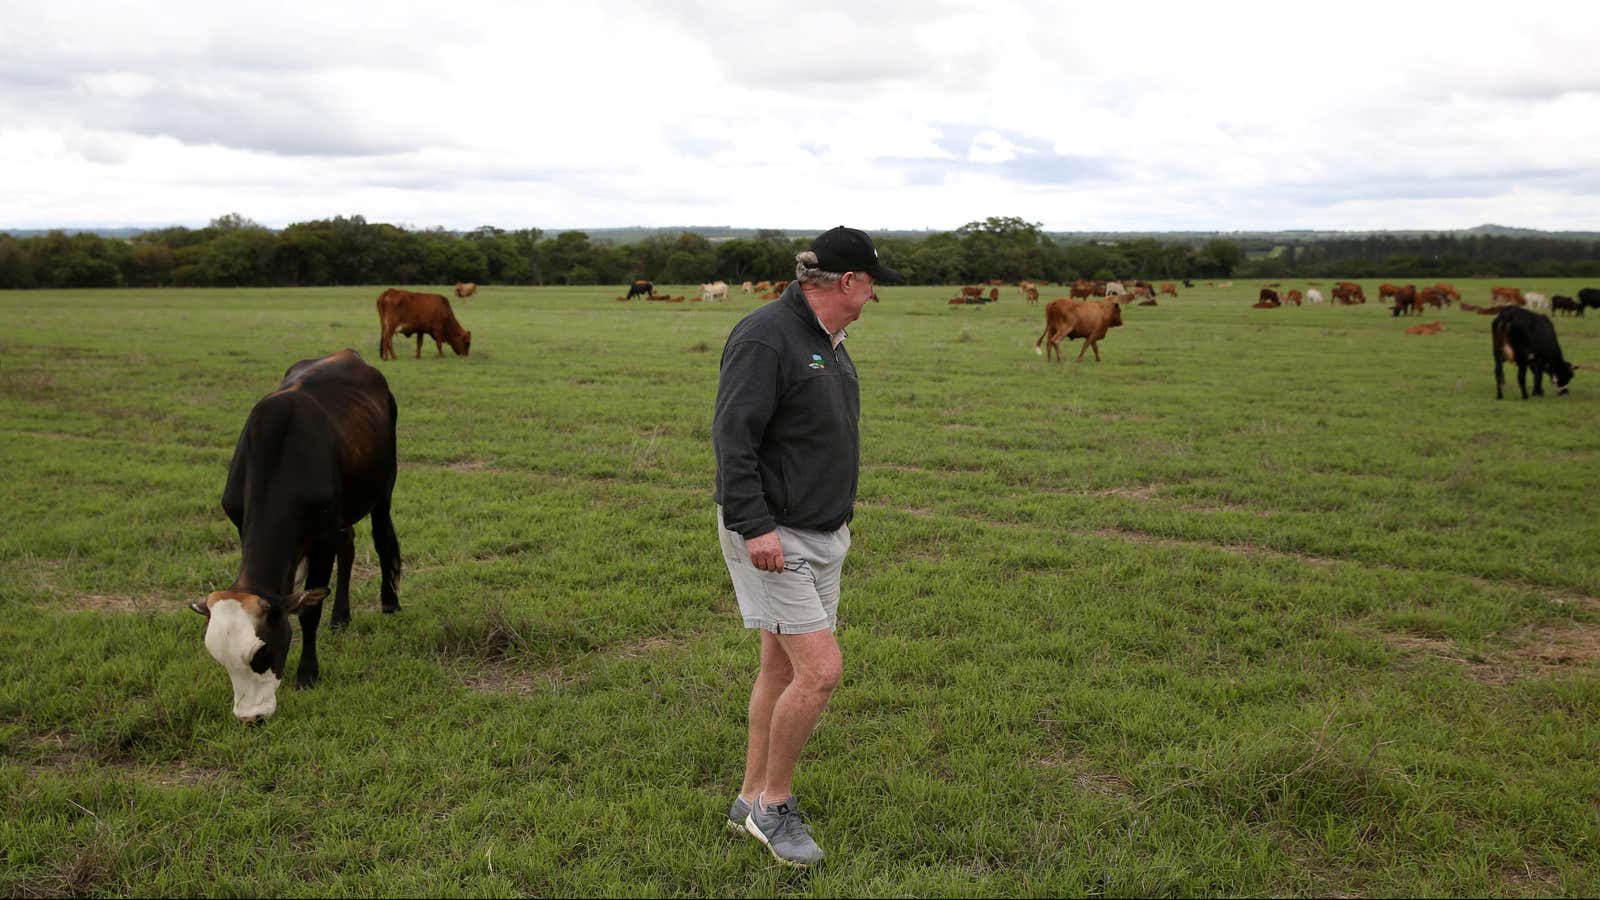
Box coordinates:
[376,289,472,360]
[1034,299,1123,362]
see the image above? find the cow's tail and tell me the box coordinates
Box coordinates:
[1034,330,1046,355]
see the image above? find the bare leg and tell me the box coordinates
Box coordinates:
[759,629,842,804]
[740,630,793,802]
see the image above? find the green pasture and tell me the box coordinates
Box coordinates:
[2,280,1598,897]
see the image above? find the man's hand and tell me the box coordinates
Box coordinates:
[746,530,785,573]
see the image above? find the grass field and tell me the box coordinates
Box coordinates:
[2,280,1598,897]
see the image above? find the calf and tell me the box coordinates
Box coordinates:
[1493,307,1577,399]
[1034,298,1123,362]
[192,350,402,722]
[626,280,654,301]
[376,289,471,359]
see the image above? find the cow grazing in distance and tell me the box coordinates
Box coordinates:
[741,281,755,294]
[1034,299,1123,362]
[1432,282,1461,303]
[191,349,402,722]
[1332,282,1366,304]
[1579,288,1600,315]
[1552,295,1581,316]
[454,282,477,299]
[1490,286,1525,307]
[1159,283,1178,297]
[1525,292,1551,313]
[626,280,654,301]
[376,289,471,360]
[989,287,1001,302]
[1307,288,1324,304]
[1390,285,1420,316]
[753,280,772,292]
[1493,307,1577,399]
[1258,288,1280,305]
[700,281,729,302]
[1069,280,1094,300]
[1284,289,1303,306]
[1105,281,1127,297]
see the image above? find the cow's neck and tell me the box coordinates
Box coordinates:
[233,527,304,599]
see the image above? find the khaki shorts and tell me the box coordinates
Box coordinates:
[717,506,851,634]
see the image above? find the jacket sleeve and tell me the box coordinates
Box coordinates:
[714,339,781,538]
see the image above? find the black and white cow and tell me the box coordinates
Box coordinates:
[1492,307,1577,400]
[192,349,402,722]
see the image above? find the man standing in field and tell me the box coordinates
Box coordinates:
[713,226,900,869]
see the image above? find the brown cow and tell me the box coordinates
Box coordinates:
[376,289,471,360]
[1390,285,1420,317]
[1491,286,1525,307]
[1258,288,1280,304]
[1332,281,1366,304]
[1378,282,1401,302]
[1069,280,1094,300]
[1405,320,1444,335]
[1034,299,1123,362]
[1285,289,1303,306]
[961,286,984,300]
[753,280,772,291]
[1023,286,1039,304]
[1419,287,1449,309]
[1432,282,1461,302]
[454,282,477,299]
[989,287,1001,302]
[1159,283,1178,297]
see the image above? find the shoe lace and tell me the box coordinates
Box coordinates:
[769,802,812,839]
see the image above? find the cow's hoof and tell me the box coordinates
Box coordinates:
[382,605,401,615]
[330,616,351,632]
[296,672,319,690]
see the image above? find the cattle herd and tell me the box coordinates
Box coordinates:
[190,277,1596,721]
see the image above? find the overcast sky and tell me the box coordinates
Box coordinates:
[5,0,1599,233]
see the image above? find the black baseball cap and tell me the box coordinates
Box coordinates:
[810,226,903,284]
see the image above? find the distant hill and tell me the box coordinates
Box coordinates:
[6,223,1599,243]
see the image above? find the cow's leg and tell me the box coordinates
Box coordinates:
[414,333,424,358]
[297,539,337,689]
[434,330,445,357]
[1075,339,1092,362]
[1495,356,1505,400]
[1533,364,1545,397]
[380,323,396,360]
[370,498,402,613]
[1518,362,1531,399]
[331,526,355,631]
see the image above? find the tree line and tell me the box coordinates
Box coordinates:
[4,214,1598,290]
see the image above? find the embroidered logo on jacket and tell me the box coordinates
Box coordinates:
[808,354,826,370]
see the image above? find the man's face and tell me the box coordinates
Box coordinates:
[840,272,877,319]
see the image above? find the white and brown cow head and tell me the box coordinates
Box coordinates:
[190,588,325,722]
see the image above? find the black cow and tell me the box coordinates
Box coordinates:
[625,280,654,301]
[1579,287,1600,316]
[1493,307,1577,400]
[191,349,402,722]
[1552,295,1580,317]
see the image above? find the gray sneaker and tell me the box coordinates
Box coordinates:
[744,795,824,868]
[727,795,753,835]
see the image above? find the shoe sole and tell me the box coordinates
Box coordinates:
[742,813,817,870]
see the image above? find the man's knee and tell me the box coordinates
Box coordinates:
[800,660,842,696]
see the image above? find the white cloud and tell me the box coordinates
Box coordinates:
[3,0,1600,231]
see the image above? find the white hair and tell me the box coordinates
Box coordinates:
[794,250,845,287]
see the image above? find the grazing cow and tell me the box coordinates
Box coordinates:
[376,289,471,360]
[1023,286,1039,304]
[1307,289,1324,304]
[1378,283,1401,303]
[961,286,985,300]
[1419,287,1450,309]
[1018,280,1036,297]
[1182,279,1195,288]
[753,280,772,291]
[1159,283,1178,297]
[700,281,729,302]
[626,280,654,301]
[1490,286,1525,307]
[1390,285,1420,317]
[1432,282,1461,303]
[1284,289,1303,306]
[1525,292,1551,313]
[454,282,477,299]
[1579,288,1600,315]
[1034,298,1123,362]
[1332,281,1366,304]
[1405,320,1444,335]
[1069,280,1094,300]
[1105,281,1127,297]
[191,349,402,722]
[1258,288,1280,304]
[1493,307,1577,399]
[741,281,755,294]
[989,287,1001,302]
[1552,295,1581,316]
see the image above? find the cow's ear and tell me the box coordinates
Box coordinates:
[284,588,328,613]
[189,600,211,617]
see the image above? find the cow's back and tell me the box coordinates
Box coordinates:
[276,350,397,509]
[379,289,455,330]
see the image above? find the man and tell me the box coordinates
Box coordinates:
[712,226,901,868]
